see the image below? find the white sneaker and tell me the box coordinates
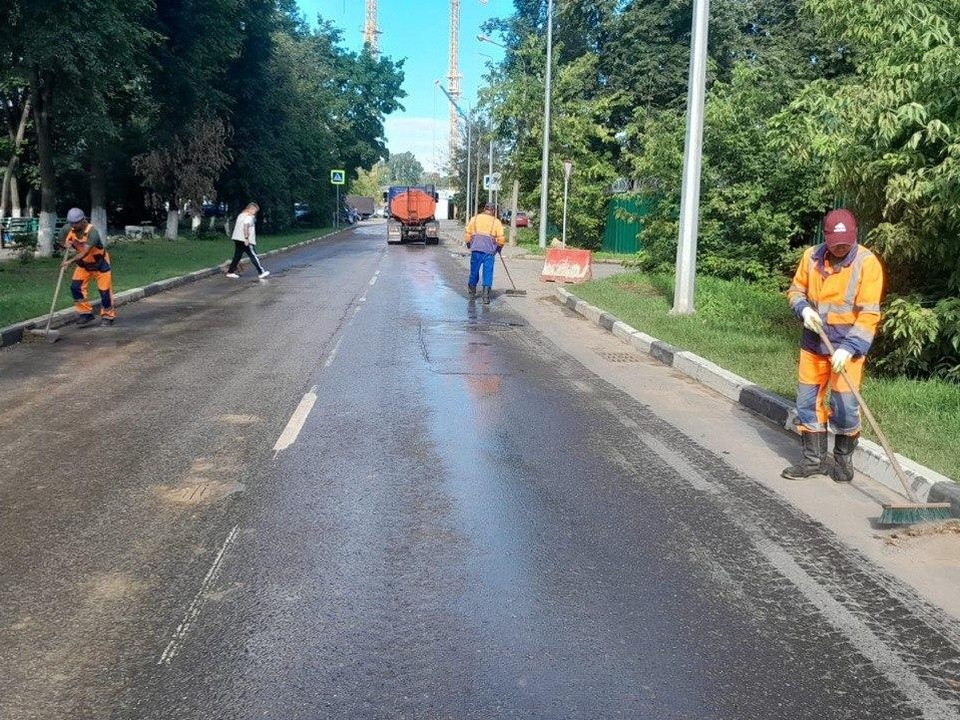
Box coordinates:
[225,272,239,278]
[258,270,271,279]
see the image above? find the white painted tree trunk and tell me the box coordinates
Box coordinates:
[191,213,201,232]
[0,164,10,218]
[9,173,21,217]
[90,159,107,241]
[91,206,108,243]
[37,210,56,256]
[165,208,179,240]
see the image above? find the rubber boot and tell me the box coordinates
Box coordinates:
[482,287,491,305]
[76,313,97,328]
[781,432,828,480]
[468,284,477,300]
[831,433,858,483]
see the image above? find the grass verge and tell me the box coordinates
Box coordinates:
[0,226,333,328]
[571,271,960,480]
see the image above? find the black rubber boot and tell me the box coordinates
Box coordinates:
[782,432,828,480]
[468,284,477,300]
[76,313,97,328]
[832,434,858,483]
[482,287,491,305]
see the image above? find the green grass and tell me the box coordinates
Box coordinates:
[572,271,960,480]
[0,226,333,328]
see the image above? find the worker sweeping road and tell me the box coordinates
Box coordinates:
[59,208,115,327]
[465,202,505,305]
[783,209,884,483]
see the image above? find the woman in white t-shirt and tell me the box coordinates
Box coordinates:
[226,203,270,279]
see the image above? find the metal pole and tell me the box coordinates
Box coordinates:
[537,0,554,249]
[488,139,493,204]
[562,172,569,248]
[672,0,710,315]
[466,120,472,221]
[336,184,340,229]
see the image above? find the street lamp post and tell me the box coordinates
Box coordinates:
[561,159,572,248]
[537,0,554,249]
[673,0,710,315]
[437,81,473,221]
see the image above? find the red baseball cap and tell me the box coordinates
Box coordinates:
[824,209,857,249]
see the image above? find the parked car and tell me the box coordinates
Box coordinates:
[499,209,530,228]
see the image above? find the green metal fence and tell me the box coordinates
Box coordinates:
[602,195,654,254]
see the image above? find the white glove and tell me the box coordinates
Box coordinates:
[801,307,823,332]
[831,348,852,373]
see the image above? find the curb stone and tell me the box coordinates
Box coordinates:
[554,286,960,516]
[0,230,343,349]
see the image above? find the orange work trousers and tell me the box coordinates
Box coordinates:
[796,349,863,435]
[70,266,115,319]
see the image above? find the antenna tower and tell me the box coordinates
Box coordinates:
[364,0,379,55]
[448,0,461,164]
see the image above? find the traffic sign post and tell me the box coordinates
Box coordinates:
[331,169,345,229]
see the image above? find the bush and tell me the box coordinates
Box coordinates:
[873,296,960,381]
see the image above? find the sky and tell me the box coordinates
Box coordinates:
[296,0,509,173]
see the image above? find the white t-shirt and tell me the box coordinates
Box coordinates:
[232,212,257,244]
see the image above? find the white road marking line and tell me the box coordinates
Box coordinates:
[272,386,319,457]
[369,271,380,286]
[158,524,239,666]
[323,336,344,369]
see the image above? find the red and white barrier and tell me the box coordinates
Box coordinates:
[540,247,593,284]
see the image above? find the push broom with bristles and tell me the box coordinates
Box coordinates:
[817,329,952,527]
[498,253,527,296]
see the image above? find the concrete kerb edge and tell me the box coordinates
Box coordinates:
[0,231,336,349]
[552,287,960,512]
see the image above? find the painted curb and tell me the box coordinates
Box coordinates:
[554,286,960,514]
[0,231,343,349]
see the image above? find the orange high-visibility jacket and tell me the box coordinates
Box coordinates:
[465,213,505,254]
[787,243,883,357]
[64,223,111,272]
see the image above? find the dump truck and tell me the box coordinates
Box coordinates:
[345,195,376,220]
[385,185,440,245]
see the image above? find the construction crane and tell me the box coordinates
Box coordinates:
[364,0,379,55]
[448,0,461,164]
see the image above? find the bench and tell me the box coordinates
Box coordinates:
[1,217,39,248]
[124,224,157,239]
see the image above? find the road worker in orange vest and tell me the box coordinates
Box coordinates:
[783,209,884,483]
[465,202,506,305]
[59,208,116,327]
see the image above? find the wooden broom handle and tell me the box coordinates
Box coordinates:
[816,328,919,501]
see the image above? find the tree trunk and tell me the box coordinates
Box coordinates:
[165,202,179,240]
[25,187,34,217]
[90,158,108,241]
[1,162,10,218]
[191,212,201,232]
[29,69,56,256]
[1,93,31,220]
[9,172,21,217]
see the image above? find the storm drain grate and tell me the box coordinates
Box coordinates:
[595,350,643,363]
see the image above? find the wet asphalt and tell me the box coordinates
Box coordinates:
[1,222,959,719]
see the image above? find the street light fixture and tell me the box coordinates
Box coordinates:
[476,34,505,49]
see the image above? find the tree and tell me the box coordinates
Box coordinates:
[352,161,390,200]
[387,151,424,185]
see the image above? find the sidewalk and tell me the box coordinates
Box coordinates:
[439,223,960,619]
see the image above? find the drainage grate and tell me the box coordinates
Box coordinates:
[595,350,643,363]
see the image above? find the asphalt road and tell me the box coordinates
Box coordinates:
[1,222,959,719]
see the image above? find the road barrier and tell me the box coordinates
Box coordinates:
[540,247,593,284]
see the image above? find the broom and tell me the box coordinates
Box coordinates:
[498,253,527,296]
[817,328,952,526]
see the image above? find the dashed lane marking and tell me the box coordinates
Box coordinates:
[272,386,318,458]
[158,524,239,666]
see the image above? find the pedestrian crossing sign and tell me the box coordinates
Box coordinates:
[330,169,346,185]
